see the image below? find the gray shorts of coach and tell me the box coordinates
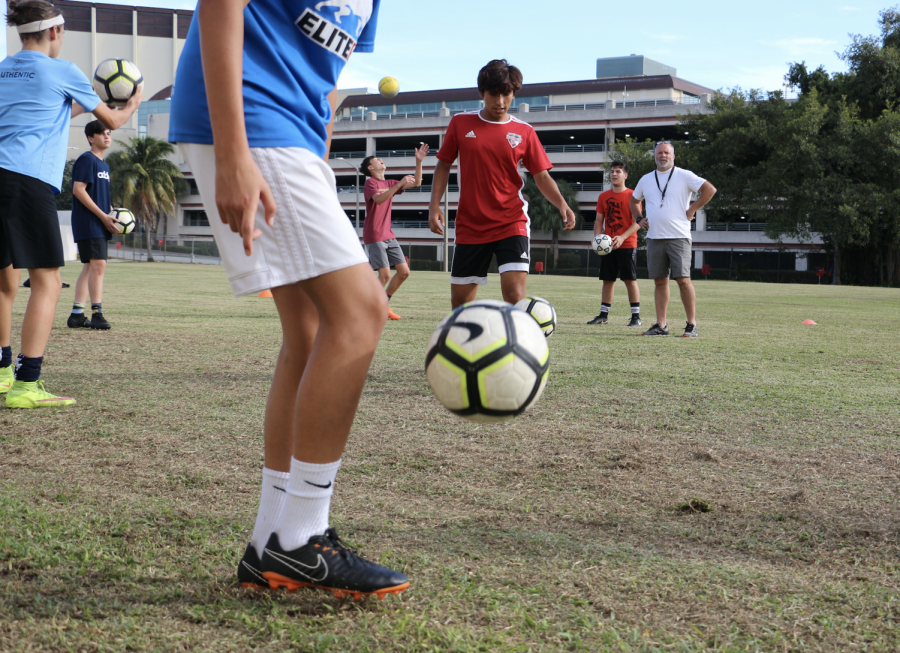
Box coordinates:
[366,238,406,270]
[647,238,692,279]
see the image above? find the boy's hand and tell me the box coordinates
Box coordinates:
[560,206,576,231]
[215,153,277,256]
[414,143,430,161]
[429,206,445,235]
[101,212,120,234]
[611,235,623,249]
[400,175,416,188]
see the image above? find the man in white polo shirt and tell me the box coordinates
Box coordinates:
[630,142,716,337]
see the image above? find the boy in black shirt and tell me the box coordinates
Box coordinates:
[68,120,119,330]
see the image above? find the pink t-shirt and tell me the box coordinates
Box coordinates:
[363,177,402,244]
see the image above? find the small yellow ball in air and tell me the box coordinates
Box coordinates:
[378,76,399,99]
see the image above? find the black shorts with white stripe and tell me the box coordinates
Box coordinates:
[450,235,529,285]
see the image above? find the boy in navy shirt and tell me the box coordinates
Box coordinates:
[68,120,119,330]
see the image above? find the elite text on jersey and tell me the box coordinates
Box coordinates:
[169,0,381,158]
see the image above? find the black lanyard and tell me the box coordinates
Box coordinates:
[654,168,674,206]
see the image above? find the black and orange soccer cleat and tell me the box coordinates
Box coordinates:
[238,543,270,589]
[261,528,409,601]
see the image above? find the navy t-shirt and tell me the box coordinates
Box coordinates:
[71,152,111,242]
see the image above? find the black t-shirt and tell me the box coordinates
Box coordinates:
[71,152,111,242]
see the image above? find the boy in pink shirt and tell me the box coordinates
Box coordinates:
[361,143,428,319]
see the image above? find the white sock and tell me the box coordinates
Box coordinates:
[250,467,290,558]
[272,457,341,551]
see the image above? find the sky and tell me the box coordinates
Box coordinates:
[3,0,891,93]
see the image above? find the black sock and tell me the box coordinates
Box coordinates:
[630,302,640,318]
[91,302,102,315]
[600,302,611,317]
[15,355,42,383]
[386,294,392,301]
[0,345,10,368]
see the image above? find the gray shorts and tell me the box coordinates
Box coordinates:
[366,238,405,270]
[647,238,692,279]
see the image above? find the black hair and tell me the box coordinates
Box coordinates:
[360,155,376,178]
[6,0,62,42]
[85,120,107,141]
[477,59,522,96]
[609,161,629,174]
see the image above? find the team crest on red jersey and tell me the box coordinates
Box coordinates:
[506,132,523,148]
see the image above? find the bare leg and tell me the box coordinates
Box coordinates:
[0,266,20,348]
[376,267,391,287]
[499,271,528,305]
[623,279,640,304]
[451,283,479,309]
[284,263,387,464]
[88,259,107,304]
[601,280,615,305]
[74,263,90,305]
[653,277,669,327]
[265,286,319,472]
[675,276,696,324]
[21,268,61,358]
[384,263,410,297]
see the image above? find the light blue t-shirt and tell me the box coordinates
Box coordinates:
[0,51,101,193]
[169,0,381,157]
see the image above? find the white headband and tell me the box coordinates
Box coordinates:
[17,14,65,34]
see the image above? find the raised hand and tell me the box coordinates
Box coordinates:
[414,143,430,161]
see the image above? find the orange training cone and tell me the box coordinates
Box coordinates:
[258,289,273,298]
[802,319,817,325]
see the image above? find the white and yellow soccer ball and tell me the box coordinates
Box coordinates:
[93,59,144,108]
[378,76,399,99]
[515,296,558,338]
[113,208,136,234]
[425,300,550,423]
[592,234,613,256]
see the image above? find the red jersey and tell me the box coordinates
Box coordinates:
[363,177,402,244]
[596,188,638,249]
[436,111,552,244]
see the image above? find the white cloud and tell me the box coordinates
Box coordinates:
[761,37,837,57]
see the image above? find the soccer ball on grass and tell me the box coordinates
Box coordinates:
[514,296,557,338]
[425,300,549,423]
[93,59,144,108]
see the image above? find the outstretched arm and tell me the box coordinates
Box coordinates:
[413,143,429,187]
[90,90,143,130]
[198,0,276,256]
[533,170,576,231]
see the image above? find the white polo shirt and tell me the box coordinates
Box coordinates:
[632,166,706,240]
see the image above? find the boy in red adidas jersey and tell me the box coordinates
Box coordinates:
[588,161,643,326]
[428,59,576,308]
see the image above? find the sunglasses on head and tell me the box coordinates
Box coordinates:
[656,140,672,147]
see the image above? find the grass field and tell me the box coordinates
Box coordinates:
[1,263,898,652]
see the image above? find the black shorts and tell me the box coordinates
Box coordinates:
[77,237,109,262]
[599,247,637,281]
[0,167,65,269]
[451,235,529,285]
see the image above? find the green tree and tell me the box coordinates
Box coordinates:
[523,176,580,269]
[54,158,76,211]
[107,136,186,262]
[603,137,657,188]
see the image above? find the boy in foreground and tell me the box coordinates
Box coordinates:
[587,161,642,326]
[169,0,408,598]
[68,120,120,330]
[428,59,576,308]
[360,143,428,320]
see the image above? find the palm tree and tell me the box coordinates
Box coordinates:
[107,136,185,262]
[523,176,581,269]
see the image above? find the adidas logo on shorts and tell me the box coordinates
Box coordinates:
[465,131,476,138]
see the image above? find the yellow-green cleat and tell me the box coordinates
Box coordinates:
[6,380,76,408]
[0,366,12,394]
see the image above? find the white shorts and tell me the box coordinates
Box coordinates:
[179,144,367,297]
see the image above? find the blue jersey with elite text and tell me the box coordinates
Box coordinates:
[0,51,101,193]
[71,152,112,242]
[169,0,381,157]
